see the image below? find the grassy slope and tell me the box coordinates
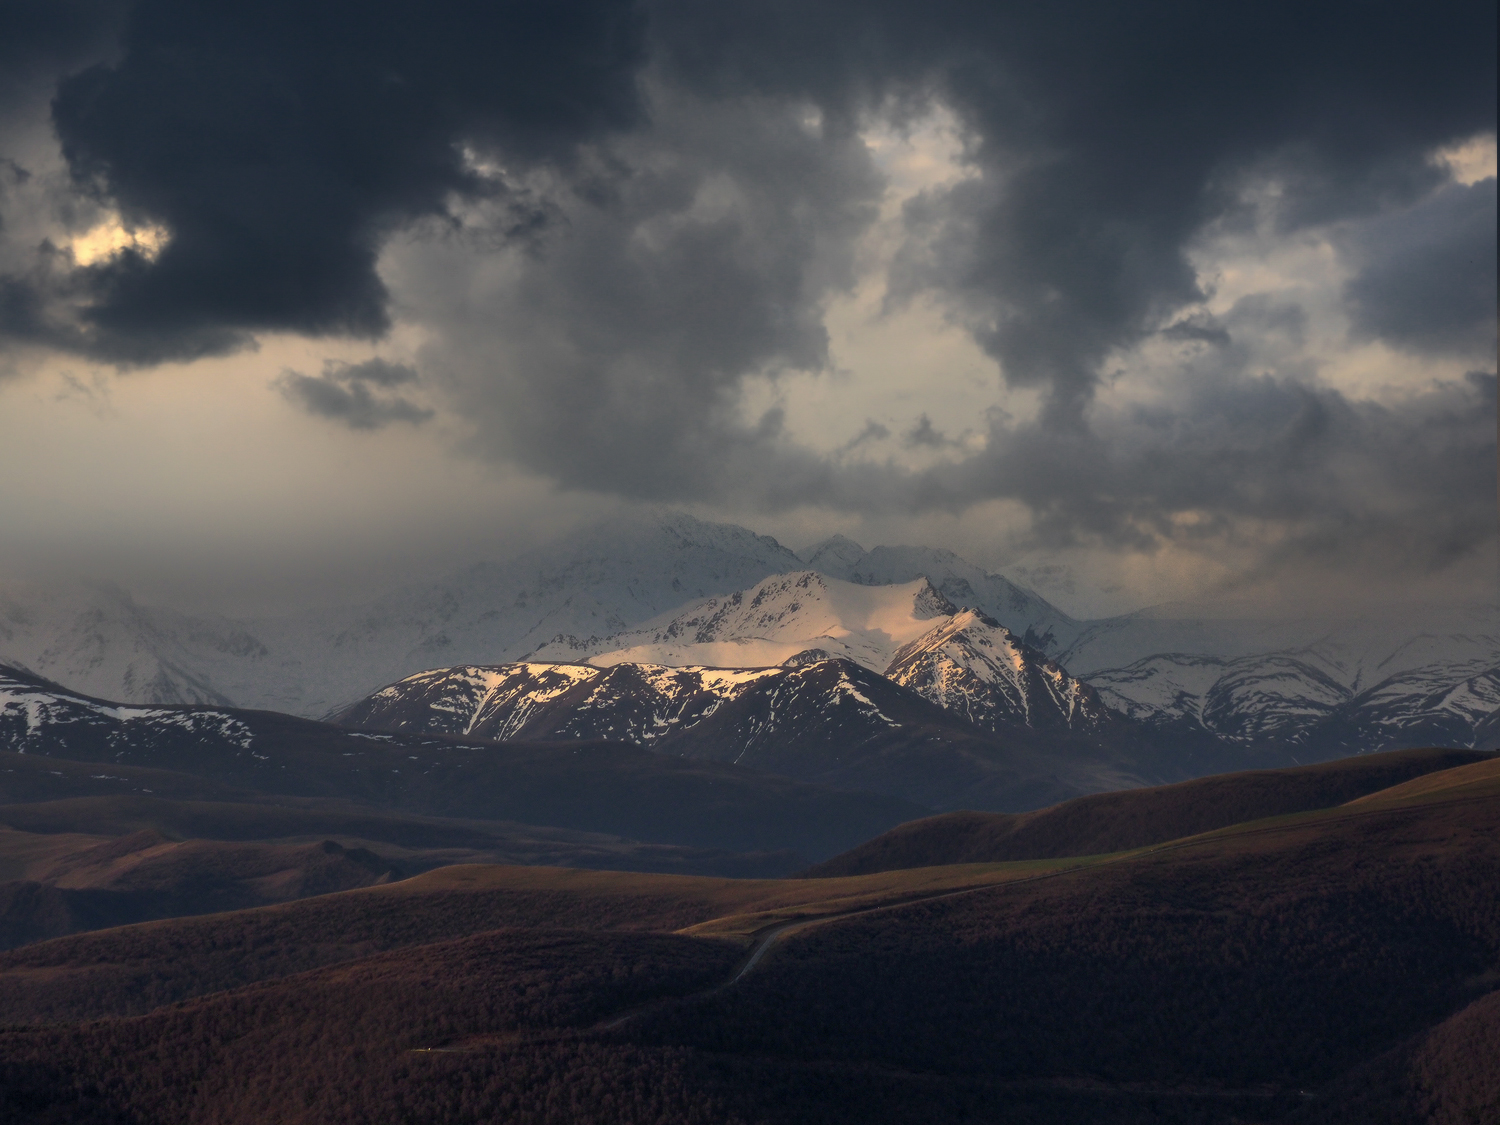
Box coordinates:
[0,756,1492,1123]
[803,745,1493,876]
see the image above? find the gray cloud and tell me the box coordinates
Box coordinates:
[903,414,959,449]
[838,419,890,454]
[1342,177,1497,357]
[412,81,883,498]
[277,358,432,430]
[1,0,1494,604]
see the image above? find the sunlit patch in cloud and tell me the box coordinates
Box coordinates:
[734,103,1008,465]
[1431,133,1497,186]
[68,216,170,266]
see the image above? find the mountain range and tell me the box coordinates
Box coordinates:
[2,511,1495,759]
[0,664,918,860]
[336,571,1192,809]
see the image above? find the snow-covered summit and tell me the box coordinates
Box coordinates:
[527,571,960,672]
[887,609,1117,735]
[798,536,1079,654]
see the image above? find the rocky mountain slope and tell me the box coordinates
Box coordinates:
[886,609,1120,737]
[335,654,1158,812]
[0,665,922,858]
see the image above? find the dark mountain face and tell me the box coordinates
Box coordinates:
[337,655,1253,811]
[0,665,923,860]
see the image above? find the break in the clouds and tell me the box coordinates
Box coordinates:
[0,0,1494,610]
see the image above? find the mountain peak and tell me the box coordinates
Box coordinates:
[529,570,969,673]
[886,608,1116,735]
[798,534,867,570]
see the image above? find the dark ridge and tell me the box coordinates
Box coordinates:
[0,669,929,859]
[803,746,1494,876]
[0,836,396,951]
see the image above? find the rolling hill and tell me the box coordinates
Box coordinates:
[803,745,1495,876]
[0,753,1492,1123]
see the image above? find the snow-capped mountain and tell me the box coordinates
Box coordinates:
[526,572,1127,745]
[799,535,1079,654]
[0,663,923,857]
[528,571,959,671]
[886,609,1118,736]
[0,513,815,716]
[0,580,269,708]
[1324,662,1500,752]
[334,654,1158,811]
[2,509,1492,761]
[1089,645,1500,753]
[0,661,257,759]
[338,661,780,745]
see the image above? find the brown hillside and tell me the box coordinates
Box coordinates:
[0,757,1493,1123]
[0,858,1079,1025]
[804,746,1493,876]
[1282,988,1500,1125]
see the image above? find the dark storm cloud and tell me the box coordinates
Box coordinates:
[654,0,1495,419]
[277,358,431,430]
[1,0,645,362]
[0,1,127,119]
[418,82,884,498]
[1342,177,1498,357]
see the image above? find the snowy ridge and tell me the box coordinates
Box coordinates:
[799,536,1080,654]
[334,656,891,750]
[0,665,255,753]
[885,610,1116,735]
[0,512,811,717]
[528,571,958,672]
[1088,647,1500,751]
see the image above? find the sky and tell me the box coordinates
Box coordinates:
[0,0,1494,619]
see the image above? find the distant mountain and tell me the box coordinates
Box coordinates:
[798,534,1078,652]
[0,664,923,859]
[0,581,266,708]
[521,569,1222,762]
[335,655,1156,812]
[0,512,811,716]
[2,511,1492,761]
[528,571,959,671]
[886,608,1119,737]
[1090,644,1500,755]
